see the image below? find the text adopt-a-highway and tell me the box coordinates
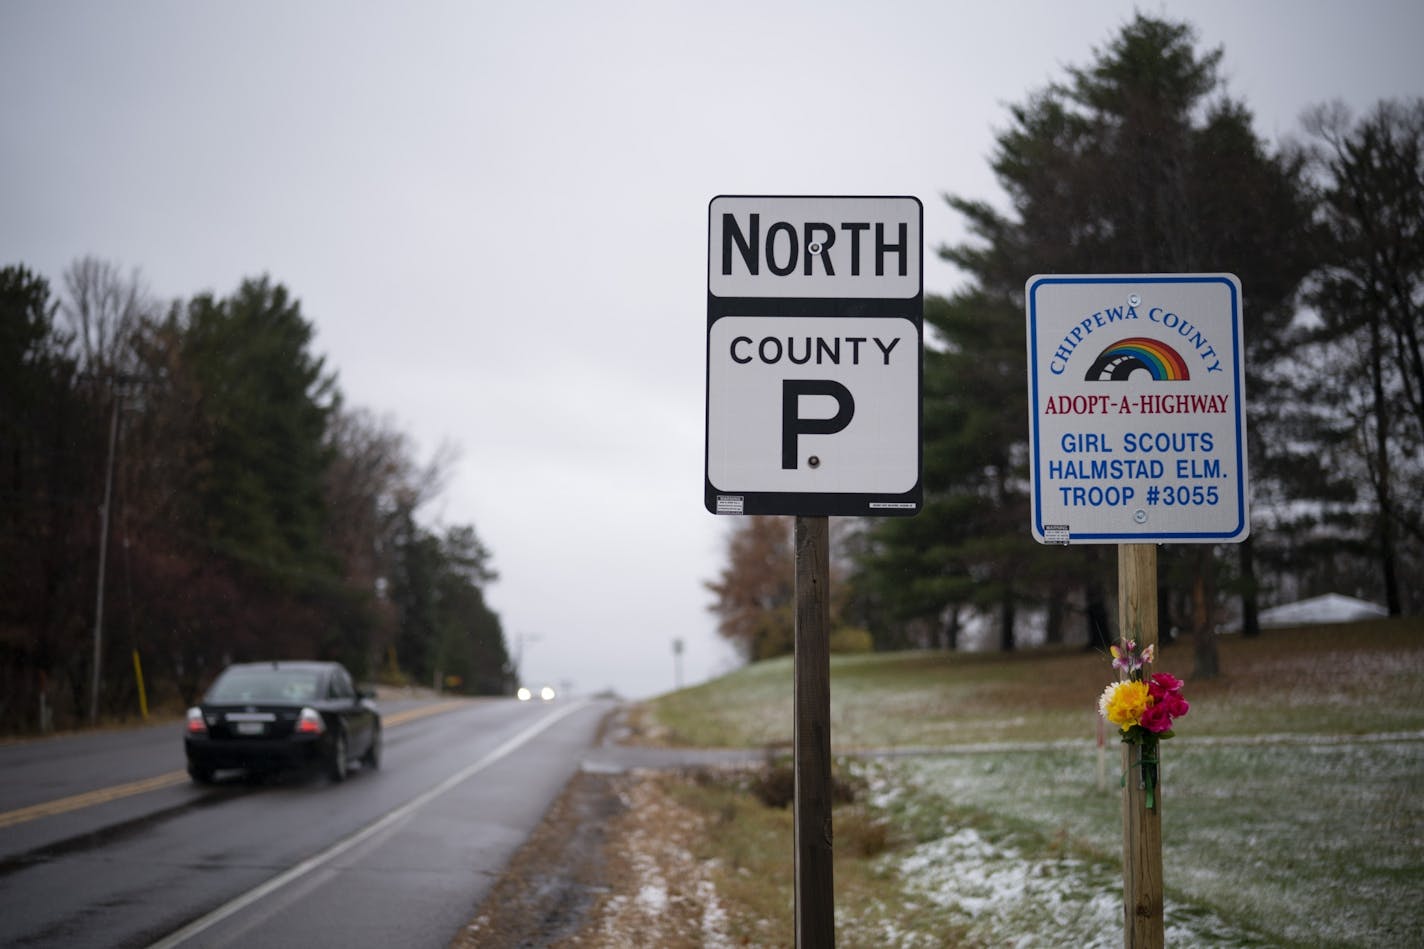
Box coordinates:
[1025,274,1249,544]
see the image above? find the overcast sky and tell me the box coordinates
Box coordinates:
[4,1,1421,699]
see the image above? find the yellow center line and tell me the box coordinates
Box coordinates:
[0,698,472,831]
[0,771,190,830]
[381,698,469,728]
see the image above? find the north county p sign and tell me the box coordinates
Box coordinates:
[706,196,923,517]
[1025,274,1249,544]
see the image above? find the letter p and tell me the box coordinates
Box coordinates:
[782,380,855,469]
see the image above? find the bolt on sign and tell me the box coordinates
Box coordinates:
[705,195,923,516]
[1025,274,1249,544]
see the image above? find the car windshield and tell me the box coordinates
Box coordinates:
[206,669,321,704]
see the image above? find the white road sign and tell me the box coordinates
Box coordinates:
[1025,274,1249,544]
[706,195,923,517]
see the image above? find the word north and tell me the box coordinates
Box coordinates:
[721,213,910,278]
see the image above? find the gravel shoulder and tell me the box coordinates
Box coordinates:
[456,768,744,948]
[451,706,754,948]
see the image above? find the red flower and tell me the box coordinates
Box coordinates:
[1161,693,1190,718]
[1139,701,1176,734]
[1149,672,1183,695]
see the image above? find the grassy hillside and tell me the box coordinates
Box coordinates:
[645,618,1424,748]
[633,619,1424,947]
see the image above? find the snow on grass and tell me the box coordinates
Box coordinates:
[868,736,1424,948]
[597,772,738,949]
[645,621,1424,946]
[635,881,668,913]
[696,875,733,949]
[893,824,1124,948]
[840,757,1256,947]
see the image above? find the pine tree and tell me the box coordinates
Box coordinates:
[860,15,1316,672]
[179,277,338,577]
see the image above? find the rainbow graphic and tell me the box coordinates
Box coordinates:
[1084,337,1190,382]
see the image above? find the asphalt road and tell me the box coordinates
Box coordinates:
[0,695,617,948]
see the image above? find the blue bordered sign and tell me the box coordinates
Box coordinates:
[706,196,923,517]
[1025,274,1249,544]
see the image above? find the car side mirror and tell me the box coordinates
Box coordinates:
[358,687,377,701]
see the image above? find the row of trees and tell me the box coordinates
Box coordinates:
[1,263,512,734]
[707,16,1423,676]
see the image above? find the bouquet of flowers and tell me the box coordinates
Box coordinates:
[1098,639,1189,809]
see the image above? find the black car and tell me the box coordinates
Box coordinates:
[184,661,380,784]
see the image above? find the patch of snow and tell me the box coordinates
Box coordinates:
[635,881,668,913]
[893,826,1122,947]
[697,877,734,949]
[1232,592,1388,629]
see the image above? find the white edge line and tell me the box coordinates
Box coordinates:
[145,699,592,949]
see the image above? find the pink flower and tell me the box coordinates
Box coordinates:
[1111,639,1155,675]
[1149,672,1183,696]
[1139,701,1176,734]
[1161,693,1190,718]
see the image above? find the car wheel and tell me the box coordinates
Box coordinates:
[360,724,382,770]
[327,728,348,783]
[188,763,214,785]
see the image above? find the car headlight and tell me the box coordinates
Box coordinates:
[540,686,556,701]
[516,687,532,701]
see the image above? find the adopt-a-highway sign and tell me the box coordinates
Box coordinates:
[1025,274,1249,544]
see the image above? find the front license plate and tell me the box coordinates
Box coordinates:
[235,722,266,736]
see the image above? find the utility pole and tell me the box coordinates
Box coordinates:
[515,632,541,684]
[90,390,121,726]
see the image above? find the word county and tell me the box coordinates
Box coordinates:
[728,335,902,366]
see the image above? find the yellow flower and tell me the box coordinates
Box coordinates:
[1100,680,1151,731]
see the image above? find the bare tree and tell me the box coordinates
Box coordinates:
[324,407,456,591]
[1302,99,1424,612]
[59,257,154,377]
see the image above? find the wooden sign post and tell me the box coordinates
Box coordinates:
[794,516,834,946]
[1118,543,1163,948]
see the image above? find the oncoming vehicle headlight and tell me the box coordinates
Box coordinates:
[540,686,556,702]
[516,687,532,702]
